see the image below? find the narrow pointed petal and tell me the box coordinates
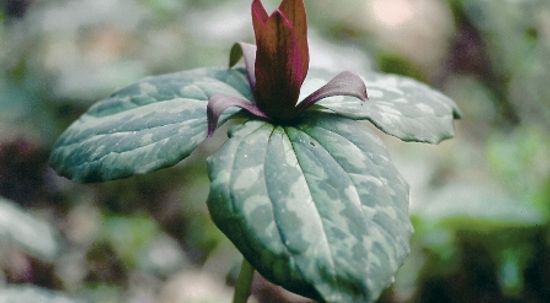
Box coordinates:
[229,42,258,88]
[252,0,269,37]
[298,71,369,111]
[254,11,306,120]
[279,0,309,77]
[207,95,270,136]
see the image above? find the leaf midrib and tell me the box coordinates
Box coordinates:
[281,126,340,299]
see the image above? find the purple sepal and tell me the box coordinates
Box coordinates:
[298,71,369,112]
[230,42,258,88]
[207,95,270,137]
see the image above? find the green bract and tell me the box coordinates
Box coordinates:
[50,67,459,182]
[310,71,462,144]
[50,66,459,302]
[50,68,251,182]
[207,115,412,302]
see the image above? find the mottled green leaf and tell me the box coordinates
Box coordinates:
[0,197,59,261]
[207,114,412,302]
[50,67,251,182]
[300,71,461,144]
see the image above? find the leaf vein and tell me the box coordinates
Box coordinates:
[282,127,340,295]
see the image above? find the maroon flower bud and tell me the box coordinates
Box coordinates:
[207,0,368,135]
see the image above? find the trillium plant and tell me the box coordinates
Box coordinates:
[50,0,460,302]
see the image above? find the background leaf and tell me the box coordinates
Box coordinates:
[50,67,251,182]
[0,196,59,261]
[418,181,546,230]
[0,285,82,303]
[300,71,460,144]
[207,114,412,302]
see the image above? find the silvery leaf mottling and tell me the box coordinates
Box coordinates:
[207,114,413,303]
[50,68,252,182]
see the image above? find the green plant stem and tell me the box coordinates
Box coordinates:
[233,258,255,303]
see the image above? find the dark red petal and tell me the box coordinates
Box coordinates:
[278,0,309,79]
[207,95,270,137]
[254,10,306,120]
[297,71,369,111]
[252,0,268,37]
[229,42,257,88]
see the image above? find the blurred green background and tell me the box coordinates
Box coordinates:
[0,0,549,302]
